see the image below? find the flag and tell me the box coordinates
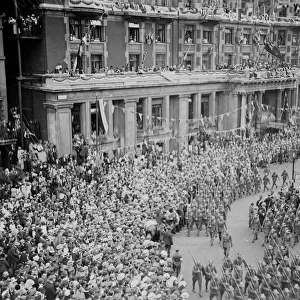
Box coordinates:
[253,29,260,44]
[72,40,83,72]
[264,39,284,61]
[142,45,147,64]
[96,98,108,134]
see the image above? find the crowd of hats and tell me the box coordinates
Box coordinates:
[0,127,300,300]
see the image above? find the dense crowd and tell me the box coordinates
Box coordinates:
[0,128,300,300]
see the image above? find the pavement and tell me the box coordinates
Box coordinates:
[172,158,300,300]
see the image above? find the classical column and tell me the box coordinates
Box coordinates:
[80,102,91,138]
[241,93,247,128]
[295,87,299,108]
[291,89,296,108]
[257,91,264,129]
[178,94,189,152]
[45,103,73,157]
[228,92,238,130]
[146,96,152,133]
[124,99,138,151]
[0,17,7,121]
[162,95,170,129]
[209,92,216,119]
[276,89,283,122]
[287,88,292,108]
[105,100,114,140]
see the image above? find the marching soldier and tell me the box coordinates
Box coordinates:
[172,249,182,277]
[263,244,274,265]
[221,230,233,257]
[249,203,256,229]
[262,217,272,246]
[222,256,234,273]
[220,271,232,299]
[204,260,217,292]
[246,276,260,300]
[244,265,256,294]
[271,171,280,189]
[192,206,201,237]
[186,206,193,237]
[259,274,272,300]
[233,282,244,300]
[217,215,227,244]
[192,260,203,297]
[281,169,289,187]
[208,216,218,246]
[209,274,220,300]
[252,214,261,243]
[263,174,270,191]
[282,229,294,249]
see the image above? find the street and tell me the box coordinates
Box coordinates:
[173,158,300,300]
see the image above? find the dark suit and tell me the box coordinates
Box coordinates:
[161,230,173,256]
[44,280,56,300]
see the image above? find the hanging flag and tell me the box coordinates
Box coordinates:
[96,98,108,134]
[264,38,284,61]
[142,45,148,64]
[72,40,83,72]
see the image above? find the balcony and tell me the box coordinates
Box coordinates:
[7,21,42,39]
[224,44,235,52]
[128,42,142,53]
[242,45,252,53]
[278,45,287,53]
[182,43,196,53]
[155,43,168,53]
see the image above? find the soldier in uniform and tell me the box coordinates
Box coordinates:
[221,230,233,257]
[192,260,203,297]
[271,171,280,189]
[220,271,232,299]
[259,274,272,300]
[257,261,267,285]
[193,206,201,237]
[263,244,274,265]
[217,215,227,244]
[281,169,289,187]
[186,206,193,237]
[204,260,217,292]
[252,214,261,243]
[208,216,218,246]
[246,276,260,300]
[249,203,255,229]
[201,207,209,237]
[233,282,244,300]
[172,249,182,277]
[263,174,270,191]
[262,217,272,246]
[209,274,221,300]
[282,229,294,249]
[244,265,256,294]
[222,256,234,273]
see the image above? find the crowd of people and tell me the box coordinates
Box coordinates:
[0,127,300,299]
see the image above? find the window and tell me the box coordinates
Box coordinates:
[278,30,286,46]
[292,31,298,46]
[70,53,83,72]
[90,20,105,42]
[156,54,166,68]
[70,19,82,40]
[260,34,266,44]
[129,23,140,42]
[137,101,143,130]
[225,54,233,67]
[152,104,162,127]
[291,58,299,67]
[156,24,166,43]
[202,54,211,70]
[184,54,193,70]
[243,33,250,45]
[278,5,287,17]
[203,30,212,44]
[184,25,195,44]
[225,28,233,44]
[129,54,140,71]
[71,104,81,136]
[201,95,209,118]
[188,98,193,120]
[91,55,104,73]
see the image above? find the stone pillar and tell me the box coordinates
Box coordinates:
[209,92,216,119]
[142,98,147,133]
[276,89,283,122]
[228,92,238,130]
[45,103,73,157]
[196,92,202,118]
[287,88,292,108]
[257,91,263,129]
[291,89,296,108]
[80,102,91,138]
[295,87,299,108]
[162,95,170,129]
[146,96,152,133]
[124,99,138,151]
[105,100,114,140]
[178,94,189,152]
[0,17,8,121]
[241,93,247,128]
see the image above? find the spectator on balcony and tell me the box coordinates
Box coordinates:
[185,33,193,44]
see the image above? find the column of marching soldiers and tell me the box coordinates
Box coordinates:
[177,179,300,300]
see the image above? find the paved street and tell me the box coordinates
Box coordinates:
[173,159,300,300]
